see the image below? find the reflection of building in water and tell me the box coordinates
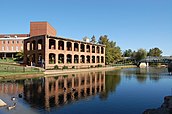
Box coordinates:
[23,71,105,110]
[0,82,23,94]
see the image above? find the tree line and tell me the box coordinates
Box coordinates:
[91,35,163,65]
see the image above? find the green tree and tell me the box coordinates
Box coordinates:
[98,35,122,64]
[147,47,162,57]
[90,35,96,43]
[15,51,24,61]
[123,49,132,57]
[134,48,147,62]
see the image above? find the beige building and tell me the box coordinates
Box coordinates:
[0,34,29,58]
[24,22,105,69]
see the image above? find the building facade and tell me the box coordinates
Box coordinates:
[0,34,29,58]
[24,35,105,69]
[23,22,105,69]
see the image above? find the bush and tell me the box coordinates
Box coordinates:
[62,66,68,69]
[97,64,103,67]
[54,65,58,69]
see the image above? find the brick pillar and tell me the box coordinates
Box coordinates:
[64,41,67,51]
[45,37,49,69]
[71,42,74,51]
[56,40,58,50]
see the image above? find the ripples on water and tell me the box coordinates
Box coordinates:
[0,67,172,114]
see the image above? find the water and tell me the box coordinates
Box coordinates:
[0,67,172,114]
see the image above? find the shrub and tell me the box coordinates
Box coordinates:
[62,66,68,69]
[98,64,103,67]
[54,65,58,69]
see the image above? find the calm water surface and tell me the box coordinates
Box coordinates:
[0,68,172,114]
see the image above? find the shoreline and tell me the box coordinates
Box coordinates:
[0,65,136,80]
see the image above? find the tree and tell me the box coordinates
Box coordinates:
[147,47,162,57]
[15,51,24,61]
[134,48,147,62]
[98,35,122,64]
[90,35,96,43]
[123,49,132,57]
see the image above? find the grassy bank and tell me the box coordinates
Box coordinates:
[0,63,43,77]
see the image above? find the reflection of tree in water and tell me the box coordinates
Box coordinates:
[100,70,121,100]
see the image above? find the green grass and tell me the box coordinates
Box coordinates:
[0,58,16,63]
[0,63,43,76]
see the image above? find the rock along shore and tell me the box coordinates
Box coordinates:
[143,96,172,114]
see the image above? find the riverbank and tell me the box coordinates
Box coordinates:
[0,65,136,79]
[44,65,136,76]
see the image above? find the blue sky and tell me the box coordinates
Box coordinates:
[0,0,172,55]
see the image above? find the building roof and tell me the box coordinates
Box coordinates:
[0,34,29,38]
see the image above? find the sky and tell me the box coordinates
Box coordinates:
[0,0,172,56]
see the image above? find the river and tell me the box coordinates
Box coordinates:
[0,67,172,114]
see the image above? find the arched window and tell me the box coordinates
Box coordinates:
[49,53,56,64]
[92,56,95,63]
[67,42,72,51]
[86,45,90,52]
[80,55,85,63]
[67,54,72,63]
[74,43,79,51]
[74,55,79,63]
[86,55,90,63]
[58,54,64,63]
[49,39,56,49]
[80,44,85,52]
[58,41,64,50]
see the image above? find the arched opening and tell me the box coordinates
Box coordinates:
[67,42,72,51]
[92,46,95,53]
[67,54,72,63]
[86,55,90,63]
[96,46,100,53]
[92,56,95,63]
[58,41,64,50]
[58,54,64,63]
[101,56,104,63]
[38,54,43,65]
[80,44,85,52]
[97,56,100,63]
[80,55,85,63]
[74,43,79,51]
[101,47,104,54]
[86,45,90,52]
[74,55,79,63]
[49,53,56,64]
[31,54,36,66]
[31,40,36,50]
[38,39,42,50]
[49,39,56,49]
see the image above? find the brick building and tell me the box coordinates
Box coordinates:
[0,34,29,58]
[23,22,105,69]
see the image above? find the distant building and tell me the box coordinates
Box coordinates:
[0,34,29,58]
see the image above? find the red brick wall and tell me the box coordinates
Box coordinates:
[30,22,56,37]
